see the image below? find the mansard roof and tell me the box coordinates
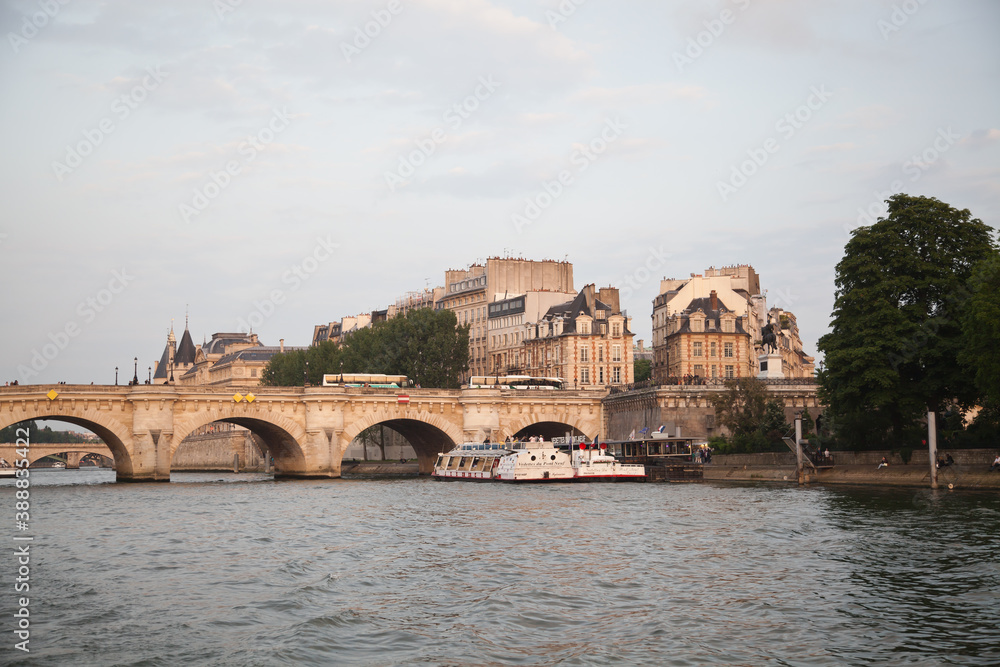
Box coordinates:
[671,297,747,335]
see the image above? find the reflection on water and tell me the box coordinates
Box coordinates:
[1,472,998,665]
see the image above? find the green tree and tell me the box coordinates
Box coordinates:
[261,308,470,388]
[818,194,996,449]
[634,358,651,382]
[709,378,789,453]
[959,251,1000,406]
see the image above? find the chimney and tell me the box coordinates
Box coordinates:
[710,290,719,312]
[598,287,621,314]
[279,338,285,353]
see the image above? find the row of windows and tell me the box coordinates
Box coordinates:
[691,364,736,379]
[579,345,623,363]
[691,341,735,358]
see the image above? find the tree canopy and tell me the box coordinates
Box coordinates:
[818,194,997,448]
[261,308,470,389]
[709,377,789,453]
[959,250,1000,407]
[633,358,651,382]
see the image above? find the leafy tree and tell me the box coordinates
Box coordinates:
[959,251,1000,406]
[709,377,789,453]
[0,420,96,444]
[633,358,651,382]
[261,308,470,388]
[818,194,996,449]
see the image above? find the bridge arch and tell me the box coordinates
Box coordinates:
[171,408,309,477]
[342,409,462,474]
[26,446,115,467]
[0,410,136,479]
[502,416,594,442]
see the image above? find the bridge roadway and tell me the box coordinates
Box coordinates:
[0,384,604,481]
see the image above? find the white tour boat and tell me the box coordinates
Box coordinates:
[432,439,646,482]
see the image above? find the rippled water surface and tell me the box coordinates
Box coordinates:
[2,470,999,665]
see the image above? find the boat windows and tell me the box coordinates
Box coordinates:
[435,456,444,468]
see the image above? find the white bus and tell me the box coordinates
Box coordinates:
[322,373,410,388]
[467,375,565,390]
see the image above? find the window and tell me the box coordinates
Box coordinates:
[710,342,717,358]
[612,344,622,362]
[580,347,590,362]
[599,367,604,383]
[613,366,621,383]
[581,367,590,384]
[722,319,735,333]
[693,364,704,377]
[251,368,258,377]
[612,322,621,336]
[724,342,734,358]
[725,365,734,379]
[580,320,590,334]
[711,365,717,378]
[598,347,604,362]
[691,318,704,333]
[693,342,703,357]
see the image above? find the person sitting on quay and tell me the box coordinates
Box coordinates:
[990,455,1000,472]
[877,456,889,470]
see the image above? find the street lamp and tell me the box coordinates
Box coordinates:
[304,360,310,387]
[115,367,118,385]
[148,367,151,384]
[132,357,139,386]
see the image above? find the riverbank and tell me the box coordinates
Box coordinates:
[706,448,1000,489]
[341,461,419,476]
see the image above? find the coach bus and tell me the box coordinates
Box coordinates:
[467,375,565,390]
[322,373,410,388]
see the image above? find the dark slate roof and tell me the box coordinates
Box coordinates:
[673,297,747,335]
[213,346,305,366]
[175,328,197,365]
[541,289,614,336]
[203,333,255,356]
[153,343,171,379]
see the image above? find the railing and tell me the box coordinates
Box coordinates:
[607,376,818,396]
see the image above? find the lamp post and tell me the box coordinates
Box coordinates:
[132,357,139,386]
[115,367,118,386]
[148,367,151,384]
[304,360,310,387]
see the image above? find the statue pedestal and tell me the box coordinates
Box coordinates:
[757,352,784,379]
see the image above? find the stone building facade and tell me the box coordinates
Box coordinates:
[521,285,633,388]
[437,257,575,380]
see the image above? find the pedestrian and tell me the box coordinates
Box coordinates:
[877,456,888,470]
[990,455,1000,472]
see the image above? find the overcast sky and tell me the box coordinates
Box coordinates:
[1,0,998,386]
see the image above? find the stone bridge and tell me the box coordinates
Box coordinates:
[0,385,604,482]
[0,442,114,468]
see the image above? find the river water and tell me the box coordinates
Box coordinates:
[2,470,999,666]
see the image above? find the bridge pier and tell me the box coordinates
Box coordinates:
[65,452,82,469]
